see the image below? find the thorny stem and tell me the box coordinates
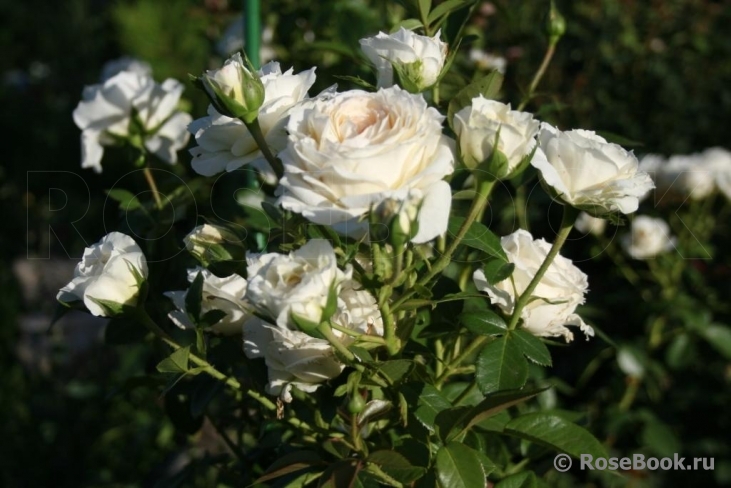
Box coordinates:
[137,309,313,432]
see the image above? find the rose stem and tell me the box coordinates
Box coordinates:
[393,178,496,311]
[136,309,313,432]
[244,117,284,179]
[517,42,557,111]
[506,204,576,330]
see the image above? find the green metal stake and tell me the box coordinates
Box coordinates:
[244,0,261,69]
[243,0,267,251]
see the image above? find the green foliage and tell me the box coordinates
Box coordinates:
[4,0,731,487]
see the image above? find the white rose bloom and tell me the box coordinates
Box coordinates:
[641,151,724,202]
[574,212,606,236]
[243,277,382,402]
[189,61,316,179]
[73,71,192,172]
[245,239,352,328]
[164,267,249,335]
[359,28,448,91]
[621,215,676,260]
[57,232,148,317]
[534,126,654,215]
[701,147,731,201]
[100,57,152,82]
[468,49,507,74]
[453,96,539,175]
[277,86,455,244]
[473,229,592,342]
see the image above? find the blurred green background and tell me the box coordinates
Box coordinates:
[2,0,730,486]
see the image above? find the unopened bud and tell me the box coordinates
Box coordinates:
[546,1,566,46]
[184,223,245,266]
[194,53,264,123]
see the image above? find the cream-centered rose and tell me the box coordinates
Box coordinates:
[276,86,455,244]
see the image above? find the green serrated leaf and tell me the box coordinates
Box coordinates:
[448,387,547,441]
[106,188,142,211]
[479,259,515,285]
[199,309,227,329]
[495,471,538,488]
[427,0,475,25]
[512,329,552,366]
[318,460,360,488]
[448,71,503,129]
[417,0,432,18]
[255,451,324,485]
[401,383,452,431]
[367,450,426,484]
[88,297,135,317]
[390,18,424,33]
[157,346,191,374]
[186,271,204,323]
[435,442,485,488]
[461,310,507,336]
[377,360,414,384]
[475,335,529,394]
[333,75,377,90]
[504,413,607,459]
[448,217,507,261]
[698,324,731,360]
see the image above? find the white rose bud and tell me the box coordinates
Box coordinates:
[189,61,316,177]
[372,191,421,246]
[277,86,455,244]
[359,28,448,92]
[245,239,352,330]
[454,96,539,178]
[533,125,654,216]
[574,212,606,236]
[473,229,592,342]
[621,215,676,260]
[57,232,148,317]
[184,223,245,266]
[164,267,250,335]
[196,53,265,123]
[243,278,383,402]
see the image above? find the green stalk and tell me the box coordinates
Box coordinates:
[137,309,312,432]
[244,118,284,179]
[393,179,496,312]
[517,42,557,111]
[507,205,576,330]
